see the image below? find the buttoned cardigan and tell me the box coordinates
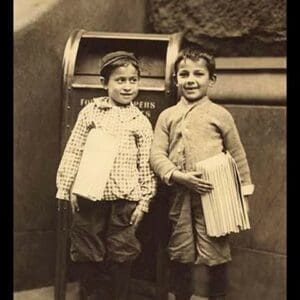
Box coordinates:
[150,96,254,194]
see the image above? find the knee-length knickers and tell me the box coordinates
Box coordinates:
[70,197,141,263]
[168,188,232,266]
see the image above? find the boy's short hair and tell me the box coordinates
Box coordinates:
[99,51,140,84]
[174,46,216,79]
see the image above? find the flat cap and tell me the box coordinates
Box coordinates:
[99,51,139,75]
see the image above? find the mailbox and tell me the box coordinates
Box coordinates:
[55,29,183,300]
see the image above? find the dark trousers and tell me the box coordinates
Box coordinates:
[78,261,133,300]
[70,197,141,299]
[171,261,228,299]
[70,197,141,263]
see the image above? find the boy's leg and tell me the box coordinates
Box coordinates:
[69,197,110,262]
[167,190,195,299]
[106,200,142,299]
[110,260,133,300]
[168,189,195,263]
[191,193,230,298]
[192,263,228,299]
[106,199,141,262]
[170,261,193,300]
[175,293,192,300]
[69,197,111,297]
[171,263,228,300]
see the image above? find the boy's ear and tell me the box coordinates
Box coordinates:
[99,76,105,86]
[172,72,178,86]
[209,74,217,86]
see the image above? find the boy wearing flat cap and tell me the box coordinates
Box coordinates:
[56,51,157,299]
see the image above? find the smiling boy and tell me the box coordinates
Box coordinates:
[150,45,254,300]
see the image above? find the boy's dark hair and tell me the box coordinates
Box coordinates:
[174,45,216,79]
[99,51,140,84]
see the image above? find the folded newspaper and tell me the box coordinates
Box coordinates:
[195,152,250,237]
[72,128,119,201]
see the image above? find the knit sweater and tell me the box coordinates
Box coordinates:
[150,96,254,193]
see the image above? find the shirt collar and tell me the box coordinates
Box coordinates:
[176,96,211,116]
[93,96,140,121]
[177,96,210,108]
[93,96,112,109]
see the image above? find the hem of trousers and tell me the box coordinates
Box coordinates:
[169,256,231,266]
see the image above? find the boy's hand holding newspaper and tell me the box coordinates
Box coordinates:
[171,170,214,195]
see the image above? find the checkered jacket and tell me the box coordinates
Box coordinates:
[56,97,157,212]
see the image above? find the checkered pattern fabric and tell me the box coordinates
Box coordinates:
[56,97,157,212]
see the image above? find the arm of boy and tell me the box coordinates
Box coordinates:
[130,206,145,226]
[131,117,157,225]
[171,170,213,194]
[151,110,213,194]
[221,110,255,203]
[56,107,90,202]
[150,111,179,179]
[70,193,80,214]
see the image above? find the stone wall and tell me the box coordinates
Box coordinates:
[148,0,286,56]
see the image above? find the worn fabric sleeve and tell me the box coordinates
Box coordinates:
[136,117,157,213]
[150,111,178,180]
[221,111,254,194]
[56,108,90,200]
[162,168,177,186]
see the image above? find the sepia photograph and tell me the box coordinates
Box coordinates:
[14,1,286,299]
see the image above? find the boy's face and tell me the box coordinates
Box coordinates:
[106,64,139,106]
[176,57,216,102]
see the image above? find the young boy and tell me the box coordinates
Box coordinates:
[56,51,157,300]
[150,45,254,300]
